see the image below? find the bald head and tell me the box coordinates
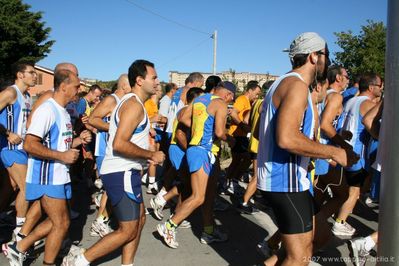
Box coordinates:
[54,62,79,76]
[115,73,131,95]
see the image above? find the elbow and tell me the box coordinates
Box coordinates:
[276,135,293,150]
[23,142,31,154]
[215,129,225,139]
[113,139,123,154]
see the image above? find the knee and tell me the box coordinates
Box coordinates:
[192,194,205,207]
[54,218,70,232]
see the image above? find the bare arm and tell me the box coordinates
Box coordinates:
[362,100,383,139]
[175,106,190,150]
[275,80,354,166]
[88,96,116,132]
[113,98,164,164]
[175,123,189,150]
[213,100,235,146]
[0,88,22,143]
[320,93,350,148]
[24,134,79,164]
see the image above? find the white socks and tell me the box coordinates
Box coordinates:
[364,236,376,251]
[75,254,90,266]
[149,176,156,184]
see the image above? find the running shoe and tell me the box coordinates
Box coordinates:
[332,221,356,236]
[150,196,165,220]
[90,219,113,237]
[2,241,26,266]
[157,222,178,249]
[237,202,259,215]
[179,220,191,229]
[200,227,228,244]
[61,245,86,266]
[348,237,369,266]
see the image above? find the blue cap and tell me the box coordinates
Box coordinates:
[218,81,237,94]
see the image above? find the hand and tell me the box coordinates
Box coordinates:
[7,132,22,145]
[61,148,80,164]
[149,151,165,165]
[332,148,359,167]
[79,130,92,144]
[81,114,89,124]
[340,130,353,141]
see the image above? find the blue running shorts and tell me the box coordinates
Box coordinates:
[1,149,28,168]
[26,182,72,201]
[186,146,214,176]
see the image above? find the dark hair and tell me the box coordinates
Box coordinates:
[186,87,204,104]
[327,65,344,84]
[128,59,155,87]
[54,70,73,91]
[11,61,34,79]
[291,54,309,69]
[359,73,380,93]
[110,83,118,93]
[262,80,274,93]
[246,80,260,91]
[165,82,176,93]
[89,84,102,93]
[186,72,204,85]
[205,75,222,93]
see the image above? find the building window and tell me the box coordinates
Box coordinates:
[37,73,43,85]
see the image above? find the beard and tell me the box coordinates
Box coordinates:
[316,60,328,81]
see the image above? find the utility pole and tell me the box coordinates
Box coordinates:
[378,0,399,264]
[212,30,217,74]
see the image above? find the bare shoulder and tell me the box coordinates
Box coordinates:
[327,91,343,103]
[1,86,17,98]
[277,76,309,98]
[121,96,143,115]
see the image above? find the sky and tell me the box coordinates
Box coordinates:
[24,0,388,82]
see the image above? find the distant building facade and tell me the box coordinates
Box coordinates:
[169,70,278,91]
[29,65,91,98]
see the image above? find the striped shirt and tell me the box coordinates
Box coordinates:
[94,94,120,157]
[338,95,370,172]
[257,72,315,193]
[26,98,73,185]
[0,85,32,150]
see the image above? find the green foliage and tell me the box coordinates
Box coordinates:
[96,80,117,90]
[0,0,54,85]
[334,20,386,79]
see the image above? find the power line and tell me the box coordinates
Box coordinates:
[123,0,213,37]
[158,36,211,69]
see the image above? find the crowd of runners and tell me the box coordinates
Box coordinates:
[0,32,384,266]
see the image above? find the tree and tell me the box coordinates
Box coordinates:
[334,20,386,79]
[0,0,54,86]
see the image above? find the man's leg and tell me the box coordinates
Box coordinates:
[121,203,146,265]
[202,158,220,228]
[281,231,313,266]
[41,196,70,263]
[170,166,209,225]
[83,196,143,264]
[19,200,42,237]
[7,163,29,231]
[17,195,70,264]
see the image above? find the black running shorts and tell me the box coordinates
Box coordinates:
[345,168,368,187]
[262,190,314,234]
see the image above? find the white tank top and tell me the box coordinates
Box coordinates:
[100,93,150,174]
